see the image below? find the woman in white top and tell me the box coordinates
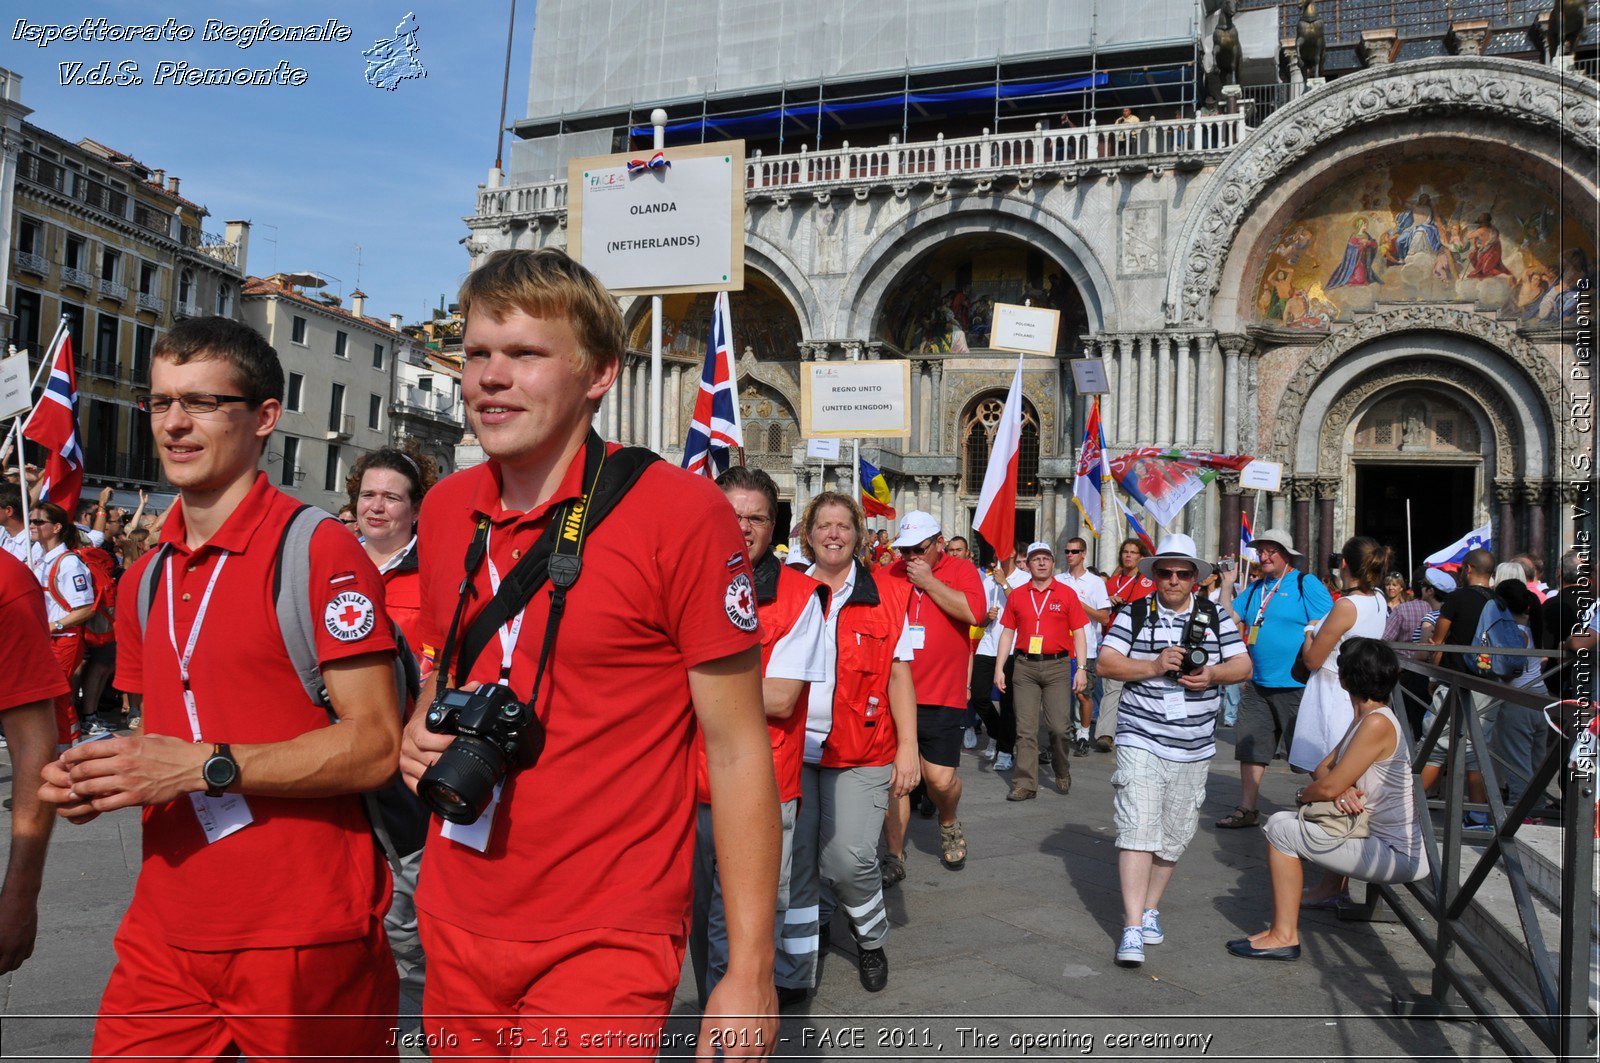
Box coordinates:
[1288,537,1391,772]
[30,501,96,744]
[1228,639,1429,959]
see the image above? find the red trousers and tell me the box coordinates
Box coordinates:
[92,906,399,1062]
[420,913,683,1060]
[48,632,82,745]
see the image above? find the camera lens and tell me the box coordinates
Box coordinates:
[418,736,508,825]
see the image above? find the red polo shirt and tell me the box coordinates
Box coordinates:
[1000,581,1089,656]
[413,448,759,943]
[0,551,71,709]
[113,473,396,950]
[886,552,987,709]
[1107,571,1155,603]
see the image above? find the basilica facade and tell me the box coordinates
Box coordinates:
[467,52,1594,576]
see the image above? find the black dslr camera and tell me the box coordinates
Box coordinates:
[417,684,544,824]
[1167,609,1215,679]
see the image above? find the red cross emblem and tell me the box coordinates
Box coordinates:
[338,603,365,627]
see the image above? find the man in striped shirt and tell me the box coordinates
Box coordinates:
[1097,534,1251,969]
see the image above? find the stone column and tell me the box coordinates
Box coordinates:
[1154,334,1172,447]
[665,364,681,443]
[1195,334,1217,448]
[1137,335,1156,447]
[1290,479,1313,564]
[1316,477,1339,580]
[1220,341,1241,452]
[1219,479,1242,559]
[1520,481,1549,562]
[915,475,932,515]
[619,356,634,443]
[633,361,649,447]
[1174,335,1192,447]
[929,361,945,453]
[941,478,957,540]
[1494,480,1518,559]
[1116,336,1135,447]
[1099,337,1118,445]
[910,361,923,453]
[1040,477,1057,546]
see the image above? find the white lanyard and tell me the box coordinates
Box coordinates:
[483,529,528,682]
[1251,577,1284,628]
[1028,587,1052,638]
[164,553,231,742]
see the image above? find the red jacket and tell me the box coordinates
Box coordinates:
[815,562,912,770]
[380,541,424,665]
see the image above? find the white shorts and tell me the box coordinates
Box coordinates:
[1111,744,1210,862]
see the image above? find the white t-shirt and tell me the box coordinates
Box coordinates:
[0,525,37,566]
[1006,568,1029,591]
[802,563,915,763]
[1056,568,1111,658]
[976,570,1008,657]
[35,542,94,625]
[765,593,829,683]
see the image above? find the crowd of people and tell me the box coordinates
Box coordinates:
[0,246,1593,1060]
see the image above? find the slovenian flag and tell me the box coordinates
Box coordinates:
[859,457,896,519]
[1424,522,1492,572]
[1116,494,1156,554]
[681,292,741,477]
[1072,397,1110,538]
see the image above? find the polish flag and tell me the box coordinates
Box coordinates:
[973,355,1024,559]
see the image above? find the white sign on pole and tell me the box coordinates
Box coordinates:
[567,141,746,296]
[1069,358,1110,395]
[990,302,1061,356]
[805,437,842,460]
[0,352,31,421]
[801,362,912,439]
[1239,458,1284,492]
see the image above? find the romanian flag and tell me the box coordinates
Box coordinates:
[859,457,895,519]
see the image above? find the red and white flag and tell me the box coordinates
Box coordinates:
[22,321,84,510]
[973,355,1024,558]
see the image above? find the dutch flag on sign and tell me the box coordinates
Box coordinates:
[681,292,741,477]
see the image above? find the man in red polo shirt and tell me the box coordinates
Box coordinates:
[995,542,1089,800]
[398,249,780,1058]
[40,316,403,1060]
[882,510,985,872]
[0,550,68,974]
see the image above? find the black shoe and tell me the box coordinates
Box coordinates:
[820,924,831,954]
[858,946,889,992]
[776,985,809,1008]
[1039,749,1053,768]
[1226,938,1301,961]
[1073,737,1091,758]
[915,794,936,818]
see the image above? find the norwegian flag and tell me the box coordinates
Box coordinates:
[22,321,84,510]
[681,291,741,476]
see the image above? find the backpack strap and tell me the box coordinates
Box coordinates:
[44,553,72,612]
[135,544,173,637]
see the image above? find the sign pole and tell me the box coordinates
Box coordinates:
[852,439,861,515]
[648,108,667,454]
[1405,498,1414,576]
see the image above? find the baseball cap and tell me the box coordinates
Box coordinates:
[1025,541,1054,558]
[891,510,941,548]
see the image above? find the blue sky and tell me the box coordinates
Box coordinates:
[7,1,534,325]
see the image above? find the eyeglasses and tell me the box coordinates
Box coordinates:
[1153,567,1196,581]
[901,538,935,556]
[28,518,50,526]
[1064,548,1084,555]
[735,513,773,528]
[137,393,253,415]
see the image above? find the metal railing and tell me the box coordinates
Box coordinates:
[14,249,48,275]
[136,292,164,314]
[98,278,126,302]
[1366,645,1595,1061]
[475,113,1249,221]
[174,300,200,319]
[393,385,458,419]
[61,265,94,290]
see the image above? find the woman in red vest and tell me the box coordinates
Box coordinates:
[785,492,919,999]
[348,445,435,667]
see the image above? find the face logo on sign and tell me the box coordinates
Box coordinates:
[724,573,758,633]
[325,591,376,642]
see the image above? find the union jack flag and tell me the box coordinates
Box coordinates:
[22,320,84,510]
[681,291,741,477]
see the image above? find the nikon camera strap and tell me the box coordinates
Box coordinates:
[437,431,659,709]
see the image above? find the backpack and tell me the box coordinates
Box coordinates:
[134,505,424,873]
[47,547,117,647]
[1126,594,1223,653]
[1462,591,1523,680]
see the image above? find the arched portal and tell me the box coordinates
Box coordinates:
[626,269,804,362]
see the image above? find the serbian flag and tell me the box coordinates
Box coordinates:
[681,292,741,477]
[973,355,1025,558]
[22,321,84,510]
[1239,509,1255,562]
[860,457,895,519]
[1072,397,1110,537]
[1424,522,1491,572]
[1116,494,1156,553]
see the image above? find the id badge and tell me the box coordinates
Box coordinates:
[440,781,504,853]
[1027,635,1045,655]
[1162,690,1189,722]
[907,625,926,650]
[189,791,252,844]
[1246,624,1260,646]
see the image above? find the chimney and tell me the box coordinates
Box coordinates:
[152,168,165,187]
[167,176,180,194]
[223,220,250,274]
[351,289,367,319]
[389,313,403,332]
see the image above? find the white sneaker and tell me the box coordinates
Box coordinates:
[1115,926,1145,967]
[1141,908,1164,944]
[982,740,998,762]
[83,719,112,738]
[994,752,1014,772]
[962,727,978,750]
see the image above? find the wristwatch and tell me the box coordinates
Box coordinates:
[202,743,239,798]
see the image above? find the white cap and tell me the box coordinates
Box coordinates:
[891,510,941,548]
[1136,533,1213,581]
[1025,541,1054,558]
[1252,527,1302,557]
[1424,567,1457,594]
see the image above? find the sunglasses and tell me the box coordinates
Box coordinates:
[901,538,937,556]
[1153,567,1196,581]
[28,518,50,526]
[1064,548,1084,555]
